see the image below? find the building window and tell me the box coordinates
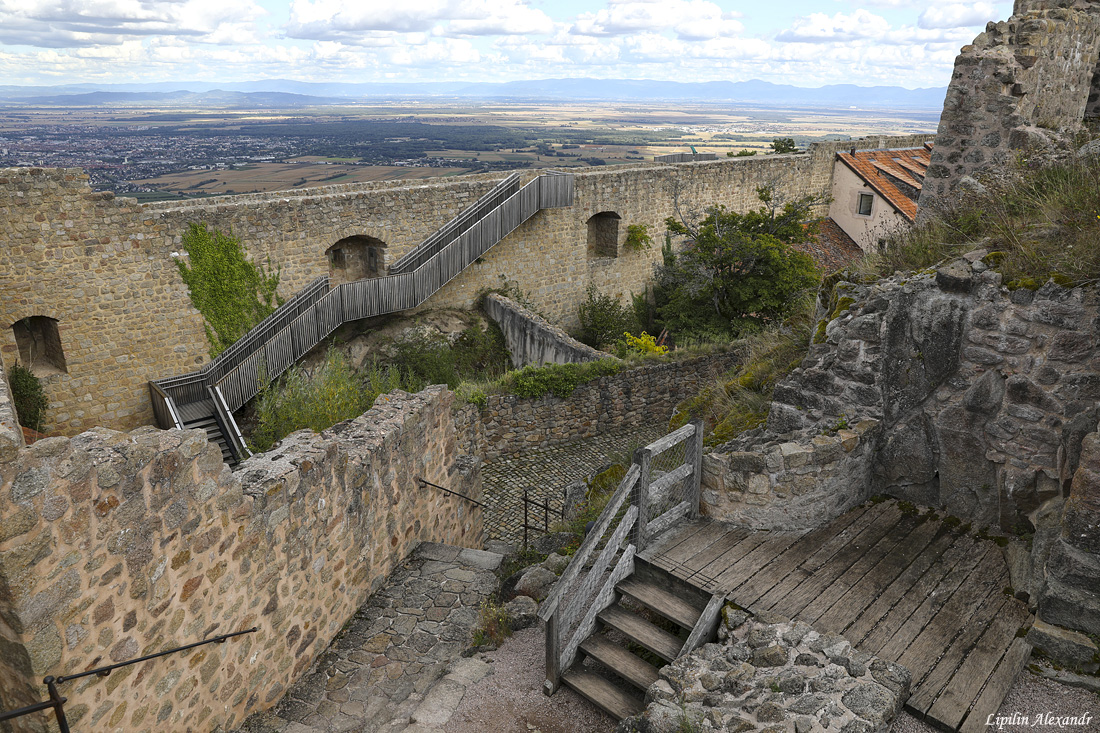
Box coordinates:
[12,316,67,375]
[857,193,874,216]
[587,211,621,258]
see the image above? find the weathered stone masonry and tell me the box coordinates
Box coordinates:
[0,382,481,732]
[701,258,1100,665]
[920,0,1100,215]
[0,135,930,437]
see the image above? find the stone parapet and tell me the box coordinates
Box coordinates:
[482,292,610,367]
[0,385,481,731]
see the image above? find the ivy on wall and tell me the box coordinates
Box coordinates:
[176,223,284,357]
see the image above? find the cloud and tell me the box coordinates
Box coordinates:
[571,0,743,41]
[0,0,266,47]
[775,10,891,43]
[285,0,552,42]
[918,3,998,29]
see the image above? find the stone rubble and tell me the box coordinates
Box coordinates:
[617,609,911,733]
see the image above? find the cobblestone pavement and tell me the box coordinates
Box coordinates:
[237,543,501,733]
[481,424,666,546]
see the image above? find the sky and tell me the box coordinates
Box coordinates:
[0,0,1014,89]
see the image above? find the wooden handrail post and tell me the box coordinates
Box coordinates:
[685,419,704,518]
[633,447,652,550]
[543,610,561,696]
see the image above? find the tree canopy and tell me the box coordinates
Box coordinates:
[654,187,820,340]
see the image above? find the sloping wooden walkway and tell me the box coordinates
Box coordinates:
[640,499,1033,733]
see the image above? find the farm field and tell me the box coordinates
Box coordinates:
[0,99,939,197]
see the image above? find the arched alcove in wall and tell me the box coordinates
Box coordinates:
[586,211,621,258]
[12,316,67,375]
[326,235,387,284]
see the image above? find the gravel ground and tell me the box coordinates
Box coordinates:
[445,627,616,733]
[445,626,1098,733]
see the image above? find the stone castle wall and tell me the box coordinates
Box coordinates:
[1,135,928,437]
[482,293,609,368]
[0,383,481,732]
[456,351,739,461]
[920,1,1100,214]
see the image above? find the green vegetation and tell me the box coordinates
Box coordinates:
[669,295,815,445]
[176,223,283,358]
[624,223,653,251]
[509,358,624,399]
[771,137,798,154]
[654,187,820,341]
[577,285,639,349]
[8,364,48,432]
[866,154,1100,286]
[391,322,513,390]
[728,149,758,157]
[250,349,402,452]
[471,598,512,648]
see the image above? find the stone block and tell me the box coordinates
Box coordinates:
[1026,618,1099,671]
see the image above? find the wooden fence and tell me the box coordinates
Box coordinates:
[538,420,703,695]
[653,152,718,163]
[151,171,574,423]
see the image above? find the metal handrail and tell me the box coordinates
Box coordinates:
[418,477,485,508]
[0,627,257,732]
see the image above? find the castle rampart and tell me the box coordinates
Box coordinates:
[0,381,481,731]
[1,134,931,436]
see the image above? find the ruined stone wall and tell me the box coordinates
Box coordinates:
[701,256,1100,659]
[0,384,481,732]
[2,135,926,437]
[481,293,609,368]
[457,352,738,460]
[920,1,1100,214]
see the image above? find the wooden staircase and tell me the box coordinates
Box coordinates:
[178,399,238,468]
[150,171,574,464]
[540,422,726,722]
[561,561,710,720]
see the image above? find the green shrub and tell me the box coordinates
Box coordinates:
[624,223,653,251]
[509,358,623,399]
[577,285,638,348]
[250,349,398,452]
[391,322,512,389]
[176,223,283,357]
[470,598,512,648]
[8,364,48,431]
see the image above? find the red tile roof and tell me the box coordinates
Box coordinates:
[836,145,931,222]
[796,219,864,272]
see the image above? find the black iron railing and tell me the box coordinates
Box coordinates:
[0,627,257,731]
[522,490,565,551]
[418,477,485,508]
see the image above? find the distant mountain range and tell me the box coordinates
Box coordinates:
[0,78,946,109]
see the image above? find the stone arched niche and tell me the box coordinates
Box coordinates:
[12,316,67,375]
[326,235,387,284]
[586,211,621,258]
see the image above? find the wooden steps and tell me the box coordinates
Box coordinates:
[561,565,707,721]
[181,405,238,468]
[561,668,643,721]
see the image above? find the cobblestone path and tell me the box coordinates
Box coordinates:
[238,543,501,733]
[481,424,666,546]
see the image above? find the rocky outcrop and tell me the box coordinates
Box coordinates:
[616,610,910,733]
[920,1,1100,216]
[702,255,1100,660]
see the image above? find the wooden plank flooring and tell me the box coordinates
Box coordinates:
[639,499,1033,733]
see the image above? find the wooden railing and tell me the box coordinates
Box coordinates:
[148,381,183,431]
[538,420,703,695]
[150,171,574,424]
[210,385,251,463]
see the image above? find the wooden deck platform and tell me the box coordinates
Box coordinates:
[640,499,1033,733]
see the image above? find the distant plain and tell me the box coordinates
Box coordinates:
[0,100,939,198]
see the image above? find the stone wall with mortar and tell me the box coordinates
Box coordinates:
[0,384,481,732]
[702,256,1100,663]
[482,293,609,368]
[1,135,926,437]
[919,1,1100,215]
[456,351,738,461]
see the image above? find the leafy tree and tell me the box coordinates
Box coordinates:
[176,223,283,357]
[8,364,48,431]
[771,138,798,154]
[654,187,820,339]
[577,285,638,348]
